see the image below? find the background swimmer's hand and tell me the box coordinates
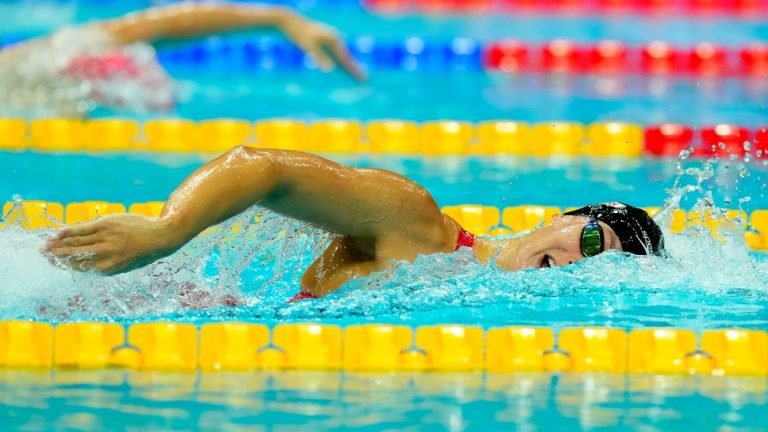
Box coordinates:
[44,214,179,275]
[279,13,366,82]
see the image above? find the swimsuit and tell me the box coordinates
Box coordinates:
[288,227,475,303]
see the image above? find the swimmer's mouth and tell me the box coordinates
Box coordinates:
[539,255,555,269]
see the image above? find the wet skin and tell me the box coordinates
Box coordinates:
[45,147,623,298]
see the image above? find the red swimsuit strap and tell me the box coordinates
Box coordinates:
[455,227,475,251]
[288,291,318,303]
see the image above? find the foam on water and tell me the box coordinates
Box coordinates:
[0,157,766,327]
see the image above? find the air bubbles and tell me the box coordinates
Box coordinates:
[738,164,750,178]
[0,207,332,321]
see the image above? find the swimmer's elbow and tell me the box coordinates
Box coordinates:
[220,146,286,188]
[222,144,256,159]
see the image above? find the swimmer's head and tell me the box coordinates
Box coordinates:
[493,202,665,271]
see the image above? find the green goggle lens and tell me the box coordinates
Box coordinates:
[581,219,604,257]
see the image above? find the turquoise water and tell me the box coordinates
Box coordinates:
[154,71,768,125]
[2,2,768,431]
[1,371,766,431]
[3,152,767,211]
[4,2,768,124]
[2,152,767,329]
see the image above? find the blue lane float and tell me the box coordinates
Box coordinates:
[157,36,484,72]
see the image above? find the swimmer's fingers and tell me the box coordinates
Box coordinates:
[44,245,100,271]
[63,222,102,237]
[283,17,365,81]
[47,233,100,250]
[47,222,100,244]
[321,34,366,82]
[46,244,123,274]
[294,36,335,72]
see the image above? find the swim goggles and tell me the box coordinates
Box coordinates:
[581,215,604,257]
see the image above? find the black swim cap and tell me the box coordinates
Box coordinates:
[564,202,666,256]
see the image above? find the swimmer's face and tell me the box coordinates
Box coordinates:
[497,215,623,271]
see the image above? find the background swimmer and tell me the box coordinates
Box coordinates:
[0,2,364,117]
[45,146,665,301]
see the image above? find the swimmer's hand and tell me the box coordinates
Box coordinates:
[44,214,179,275]
[279,13,366,82]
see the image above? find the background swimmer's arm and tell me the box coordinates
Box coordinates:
[46,147,446,274]
[100,2,364,80]
[102,3,295,42]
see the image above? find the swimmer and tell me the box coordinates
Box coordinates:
[0,2,364,117]
[45,147,666,301]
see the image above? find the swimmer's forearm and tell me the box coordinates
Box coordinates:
[101,2,297,44]
[158,147,281,248]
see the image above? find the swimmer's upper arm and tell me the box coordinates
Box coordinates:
[261,149,443,239]
[99,3,293,44]
[160,147,444,251]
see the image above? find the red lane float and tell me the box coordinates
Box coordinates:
[733,0,766,14]
[688,43,729,76]
[484,39,760,77]
[376,0,767,14]
[551,0,584,11]
[541,39,587,73]
[740,43,768,76]
[589,40,629,73]
[645,124,694,157]
[497,0,539,10]
[595,0,638,12]
[685,0,765,14]
[755,127,768,158]
[635,0,678,12]
[484,40,530,72]
[641,41,680,75]
[698,125,750,158]
[685,0,720,13]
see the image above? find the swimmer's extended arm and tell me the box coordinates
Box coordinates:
[99,2,364,80]
[46,147,449,274]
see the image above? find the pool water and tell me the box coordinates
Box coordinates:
[150,71,768,125]
[2,152,767,330]
[3,152,767,211]
[1,371,766,431]
[4,3,768,124]
[1,1,768,431]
